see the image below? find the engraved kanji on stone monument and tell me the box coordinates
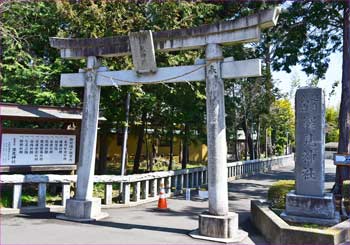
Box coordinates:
[281,87,340,226]
[295,87,325,196]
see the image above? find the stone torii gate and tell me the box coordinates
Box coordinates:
[50,8,280,243]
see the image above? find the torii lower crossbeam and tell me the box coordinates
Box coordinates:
[60,59,261,87]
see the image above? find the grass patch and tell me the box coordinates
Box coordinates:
[269,208,328,230]
[267,180,295,209]
[287,221,328,230]
[1,185,64,208]
[93,183,122,204]
[93,183,105,199]
[270,207,284,216]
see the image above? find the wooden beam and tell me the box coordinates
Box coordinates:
[49,8,280,59]
[60,59,261,87]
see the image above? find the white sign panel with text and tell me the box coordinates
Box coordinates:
[1,134,76,166]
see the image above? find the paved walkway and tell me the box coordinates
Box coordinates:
[0,160,337,244]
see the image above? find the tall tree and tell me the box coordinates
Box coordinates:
[336,0,350,194]
[269,1,347,193]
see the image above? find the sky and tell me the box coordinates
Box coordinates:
[272,52,342,109]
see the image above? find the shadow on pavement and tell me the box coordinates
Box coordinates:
[17,211,191,235]
[145,205,204,219]
[14,212,58,219]
[92,220,190,234]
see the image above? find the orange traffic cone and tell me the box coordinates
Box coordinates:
[157,183,168,210]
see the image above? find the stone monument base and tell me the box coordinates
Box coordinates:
[189,212,248,243]
[281,191,340,226]
[280,211,340,226]
[57,198,108,222]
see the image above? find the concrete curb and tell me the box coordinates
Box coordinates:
[251,200,350,245]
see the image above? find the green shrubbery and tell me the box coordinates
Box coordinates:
[343,180,350,200]
[0,189,12,208]
[267,180,295,209]
[1,185,63,208]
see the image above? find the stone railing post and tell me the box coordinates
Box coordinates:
[185,174,189,188]
[165,177,171,195]
[150,179,158,197]
[122,183,131,205]
[142,180,149,200]
[12,184,22,209]
[191,173,195,188]
[38,183,47,208]
[62,183,71,207]
[104,183,113,205]
[173,175,178,194]
[179,174,184,192]
[132,182,141,202]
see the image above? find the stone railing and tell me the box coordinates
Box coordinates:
[0,154,293,213]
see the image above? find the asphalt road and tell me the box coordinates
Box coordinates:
[0,159,338,244]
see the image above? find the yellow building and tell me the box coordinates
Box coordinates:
[102,132,207,164]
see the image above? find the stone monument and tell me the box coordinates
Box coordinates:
[281,87,340,226]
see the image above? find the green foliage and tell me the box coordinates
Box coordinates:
[93,183,105,199]
[343,180,350,201]
[271,1,343,79]
[326,107,339,143]
[1,1,292,170]
[0,189,12,208]
[270,99,295,155]
[267,180,295,209]
[0,186,62,208]
[1,1,81,106]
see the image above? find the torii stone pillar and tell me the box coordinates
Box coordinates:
[57,56,108,221]
[205,44,228,216]
[189,44,247,243]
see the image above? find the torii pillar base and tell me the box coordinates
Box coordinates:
[57,198,108,222]
[189,212,248,243]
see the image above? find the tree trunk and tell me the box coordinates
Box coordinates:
[234,129,240,161]
[334,0,350,195]
[248,129,254,160]
[181,124,189,169]
[265,127,268,158]
[256,118,261,159]
[145,119,150,172]
[97,128,109,174]
[242,118,254,160]
[168,127,174,171]
[233,107,239,161]
[133,112,146,174]
[150,142,156,172]
[243,118,248,160]
[244,136,248,160]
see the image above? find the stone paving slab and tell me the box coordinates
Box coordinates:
[0,159,337,244]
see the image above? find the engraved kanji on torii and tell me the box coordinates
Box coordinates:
[50,7,280,241]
